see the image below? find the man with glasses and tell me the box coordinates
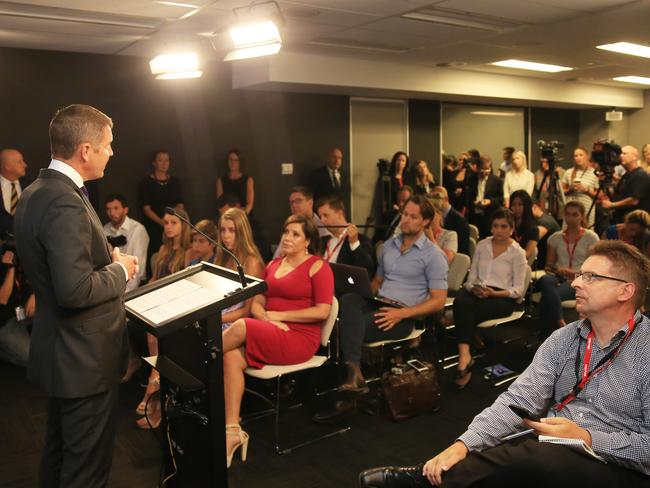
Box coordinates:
[359,240,650,487]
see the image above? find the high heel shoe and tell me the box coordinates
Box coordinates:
[454,358,475,390]
[136,397,161,430]
[225,424,249,468]
[136,375,160,416]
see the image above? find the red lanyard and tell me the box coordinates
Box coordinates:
[562,228,584,269]
[324,233,347,262]
[554,317,636,412]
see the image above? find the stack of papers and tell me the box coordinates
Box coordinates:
[538,435,606,463]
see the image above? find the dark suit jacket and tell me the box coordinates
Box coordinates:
[322,234,374,276]
[15,168,127,398]
[443,207,470,256]
[0,182,17,235]
[309,165,349,203]
[467,174,503,216]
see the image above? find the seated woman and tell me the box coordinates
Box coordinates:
[213,208,265,329]
[510,189,539,263]
[136,206,192,429]
[452,208,527,389]
[221,214,333,467]
[426,197,458,263]
[537,201,599,337]
[604,209,650,258]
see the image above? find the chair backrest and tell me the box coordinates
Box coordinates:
[468,237,477,259]
[518,265,533,304]
[527,247,538,267]
[448,253,471,291]
[321,296,339,347]
[468,224,479,242]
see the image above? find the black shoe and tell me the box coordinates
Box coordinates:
[359,465,428,488]
[340,362,370,394]
[453,358,475,390]
[312,399,356,424]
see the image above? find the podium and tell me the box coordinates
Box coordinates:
[125,262,266,487]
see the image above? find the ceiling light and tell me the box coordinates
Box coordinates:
[154,1,198,8]
[226,20,282,61]
[613,76,650,85]
[597,42,650,59]
[149,52,202,80]
[470,111,518,116]
[491,59,573,73]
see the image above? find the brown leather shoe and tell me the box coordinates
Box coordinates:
[340,362,369,394]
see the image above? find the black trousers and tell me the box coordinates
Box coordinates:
[442,437,650,488]
[339,293,414,365]
[39,386,120,488]
[452,289,516,345]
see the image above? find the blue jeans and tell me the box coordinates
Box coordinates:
[0,316,30,366]
[536,274,575,337]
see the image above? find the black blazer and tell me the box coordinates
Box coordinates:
[309,165,349,203]
[15,169,128,398]
[0,182,16,235]
[467,174,504,216]
[322,234,374,276]
[444,207,470,256]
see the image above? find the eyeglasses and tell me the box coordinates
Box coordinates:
[574,271,628,284]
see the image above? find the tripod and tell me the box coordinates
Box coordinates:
[534,163,565,221]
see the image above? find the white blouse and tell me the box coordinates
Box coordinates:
[504,169,535,199]
[464,237,528,300]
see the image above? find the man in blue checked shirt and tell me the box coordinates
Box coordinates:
[360,240,650,488]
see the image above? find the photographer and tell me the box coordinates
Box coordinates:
[0,247,34,367]
[600,145,650,223]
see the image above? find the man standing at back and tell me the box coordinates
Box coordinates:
[14,104,137,488]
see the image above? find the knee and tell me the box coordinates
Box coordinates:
[223,349,245,372]
[340,292,363,309]
[537,275,556,292]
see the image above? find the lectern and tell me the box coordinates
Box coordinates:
[125,262,266,487]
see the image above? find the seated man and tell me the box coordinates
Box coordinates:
[336,195,447,394]
[188,219,218,265]
[316,194,374,276]
[360,240,650,488]
[431,186,470,256]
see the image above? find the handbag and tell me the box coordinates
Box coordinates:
[382,359,441,421]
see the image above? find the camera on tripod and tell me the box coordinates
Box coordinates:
[591,140,621,178]
[537,140,564,166]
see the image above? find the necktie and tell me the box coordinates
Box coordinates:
[80,186,90,200]
[332,170,341,190]
[10,182,18,215]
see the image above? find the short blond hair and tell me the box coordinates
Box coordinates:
[49,104,112,160]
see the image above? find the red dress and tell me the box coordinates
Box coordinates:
[244,255,334,368]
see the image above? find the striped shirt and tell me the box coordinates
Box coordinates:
[458,310,650,476]
[562,167,599,228]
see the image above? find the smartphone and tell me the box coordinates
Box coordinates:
[509,404,541,422]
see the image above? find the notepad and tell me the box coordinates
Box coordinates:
[538,435,606,463]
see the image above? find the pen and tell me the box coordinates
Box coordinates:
[500,428,535,441]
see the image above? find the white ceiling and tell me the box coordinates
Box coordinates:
[0,0,649,90]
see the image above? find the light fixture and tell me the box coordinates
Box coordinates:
[597,42,650,59]
[224,1,283,62]
[470,111,518,116]
[149,52,202,80]
[491,59,573,73]
[613,76,650,86]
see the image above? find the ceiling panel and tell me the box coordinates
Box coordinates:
[531,0,637,12]
[436,0,582,23]
[359,16,496,43]
[3,0,212,18]
[0,15,155,36]
[0,27,140,53]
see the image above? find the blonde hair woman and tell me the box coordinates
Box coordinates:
[503,150,535,207]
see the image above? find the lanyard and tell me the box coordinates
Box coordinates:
[553,317,636,412]
[325,232,347,262]
[562,228,584,269]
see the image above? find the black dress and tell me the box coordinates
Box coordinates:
[220,174,250,211]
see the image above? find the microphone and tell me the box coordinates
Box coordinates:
[164,207,247,288]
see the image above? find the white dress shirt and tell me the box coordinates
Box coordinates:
[104,216,149,291]
[0,174,21,214]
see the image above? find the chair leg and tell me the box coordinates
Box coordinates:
[274,375,282,454]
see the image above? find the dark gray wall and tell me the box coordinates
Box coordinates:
[530,108,580,171]
[0,47,349,241]
[409,100,441,180]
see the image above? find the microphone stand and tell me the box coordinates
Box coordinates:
[164,207,247,288]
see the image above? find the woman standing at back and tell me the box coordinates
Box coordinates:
[216,149,255,215]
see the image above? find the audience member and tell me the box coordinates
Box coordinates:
[138,150,184,267]
[604,209,650,258]
[413,160,436,196]
[360,240,650,488]
[498,146,515,178]
[641,143,650,173]
[452,208,527,389]
[431,186,470,256]
[503,150,534,207]
[309,147,349,203]
[510,190,539,262]
[447,152,469,212]
[537,201,599,337]
[217,192,272,262]
[136,205,192,430]
[316,195,374,276]
[467,156,503,238]
[0,148,27,234]
[562,146,599,229]
[426,197,457,263]
[533,203,561,268]
[221,214,333,466]
[441,154,458,190]
[377,185,413,244]
[103,193,149,290]
[188,219,218,265]
[0,250,33,366]
[388,152,412,211]
[216,149,255,215]
[600,145,650,223]
[213,208,265,329]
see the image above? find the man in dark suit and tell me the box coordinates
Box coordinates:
[431,186,470,256]
[0,148,28,234]
[309,147,349,203]
[467,156,504,238]
[14,104,138,488]
[316,195,374,276]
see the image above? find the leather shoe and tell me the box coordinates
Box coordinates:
[359,465,429,488]
[340,362,370,394]
[312,399,356,424]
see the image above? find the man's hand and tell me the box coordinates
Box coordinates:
[471,285,488,298]
[524,417,592,446]
[600,199,613,209]
[1,250,14,265]
[374,306,406,330]
[422,441,469,486]
[112,247,138,280]
[25,294,36,318]
[347,223,359,245]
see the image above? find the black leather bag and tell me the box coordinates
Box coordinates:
[382,359,441,421]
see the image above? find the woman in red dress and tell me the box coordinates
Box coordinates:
[221,214,334,467]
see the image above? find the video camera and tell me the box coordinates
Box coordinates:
[591,140,621,176]
[537,140,564,165]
